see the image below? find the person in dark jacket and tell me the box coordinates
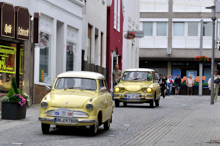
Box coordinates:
[159,74,166,98]
[174,74,181,95]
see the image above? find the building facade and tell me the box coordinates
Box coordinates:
[4,0,85,103]
[122,0,140,71]
[82,0,107,78]
[107,0,124,91]
[139,0,220,84]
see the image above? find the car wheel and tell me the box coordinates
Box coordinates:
[115,99,119,107]
[150,100,154,108]
[41,123,50,134]
[155,97,160,107]
[90,117,99,136]
[123,102,127,107]
[104,119,110,130]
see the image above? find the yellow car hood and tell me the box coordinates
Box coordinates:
[118,81,152,92]
[50,90,96,108]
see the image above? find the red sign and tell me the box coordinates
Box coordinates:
[0,2,15,38]
[124,32,135,39]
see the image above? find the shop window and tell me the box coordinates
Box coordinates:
[87,25,92,71]
[188,22,198,36]
[0,43,16,91]
[143,22,153,36]
[39,32,51,84]
[203,22,212,36]
[66,42,76,71]
[157,22,167,36]
[173,22,184,36]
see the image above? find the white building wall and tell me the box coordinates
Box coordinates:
[140,0,169,12]
[82,0,107,70]
[122,0,140,71]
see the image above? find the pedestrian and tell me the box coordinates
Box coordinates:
[174,75,181,95]
[166,75,173,96]
[155,69,160,80]
[112,64,122,97]
[159,74,166,98]
[186,75,194,96]
[208,70,220,102]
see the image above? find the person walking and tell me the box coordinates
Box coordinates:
[112,65,122,97]
[208,70,220,102]
[159,74,166,98]
[186,75,194,96]
[174,75,181,95]
[166,75,173,96]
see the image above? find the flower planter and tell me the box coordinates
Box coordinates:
[1,103,26,120]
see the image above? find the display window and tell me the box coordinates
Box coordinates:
[66,42,76,71]
[39,32,51,84]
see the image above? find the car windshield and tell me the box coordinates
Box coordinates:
[54,77,97,91]
[122,71,152,81]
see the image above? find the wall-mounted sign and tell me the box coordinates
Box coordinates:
[14,6,30,40]
[0,45,16,74]
[0,2,15,38]
[129,31,144,38]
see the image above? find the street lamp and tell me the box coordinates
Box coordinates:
[206,6,216,104]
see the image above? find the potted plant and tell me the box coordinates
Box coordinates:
[195,55,209,63]
[1,77,28,120]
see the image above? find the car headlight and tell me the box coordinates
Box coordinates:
[41,101,48,109]
[115,87,120,92]
[142,88,152,93]
[119,88,124,93]
[86,103,93,111]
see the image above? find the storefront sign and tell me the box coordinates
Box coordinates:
[0,45,16,74]
[15,6,30,40]
[0,3,15,38]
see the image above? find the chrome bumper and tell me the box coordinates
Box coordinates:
[38,117,96,124]
[114,95,153,100]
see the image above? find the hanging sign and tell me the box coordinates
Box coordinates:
[0,2,15,38]
[15,6,30,40]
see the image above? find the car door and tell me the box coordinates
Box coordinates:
[153,73,160,99]
[99,80,108,121]
[103,79,112,120]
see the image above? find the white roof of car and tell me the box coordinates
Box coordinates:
[57,71,105,79]
[124,68,155,72]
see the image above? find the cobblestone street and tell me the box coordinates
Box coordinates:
[1,96,220,146]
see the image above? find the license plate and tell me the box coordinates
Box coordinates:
[127,94,141,101]
[54,117,78,124]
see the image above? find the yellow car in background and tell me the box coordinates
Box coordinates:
[114,68,160,108]
[39,71,113,135]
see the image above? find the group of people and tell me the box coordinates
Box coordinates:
[159,74,195,98]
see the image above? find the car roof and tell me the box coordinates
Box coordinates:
[57,71,105,80]
[124,68,155,72]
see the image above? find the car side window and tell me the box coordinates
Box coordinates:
[103,79,109,91]
[99,80,105,89]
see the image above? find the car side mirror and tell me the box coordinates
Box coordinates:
[100,87,107,92]
[45,86,52,90]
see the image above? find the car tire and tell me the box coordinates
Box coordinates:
[104,119,110,130]
[123,102,127,107]
[115,100,119,107]
[41,123,50,134]
[155,97,160,107]
[90,117,99,136]
[150,100,154,108]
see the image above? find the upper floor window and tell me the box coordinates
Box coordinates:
[173,22,185,36]
[143,22,167,36]
[203,22,212,36]
[188,22,199,36]
[114,0,117,29]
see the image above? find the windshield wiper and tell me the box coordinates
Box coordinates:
[64,87,80,90]
[81,88,95,91]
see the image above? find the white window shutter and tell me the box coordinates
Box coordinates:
[117,0,120,32]
[114,0,117,29]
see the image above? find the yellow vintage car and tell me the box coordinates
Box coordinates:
[114,68,160,108]
[38,71,113,135]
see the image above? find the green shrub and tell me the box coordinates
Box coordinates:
[7,86,15,98]
[11,77,19,94]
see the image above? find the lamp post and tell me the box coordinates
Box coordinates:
[206,6,216,104]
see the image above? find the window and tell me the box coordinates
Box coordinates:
[66,42,76,71]
[203,22,212,36]
[173,22,184,36]
[87,25,92,71]
[117,0,120,32]
[188,22,198,36]
[157,22,167,36]
[99,80,104,88]
[143,22,153,36]
[114,0,117,29]
[39,32,51,83]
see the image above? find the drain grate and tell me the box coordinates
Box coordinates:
[207,140,220,144]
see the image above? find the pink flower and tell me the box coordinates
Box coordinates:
[18,101,21,104]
